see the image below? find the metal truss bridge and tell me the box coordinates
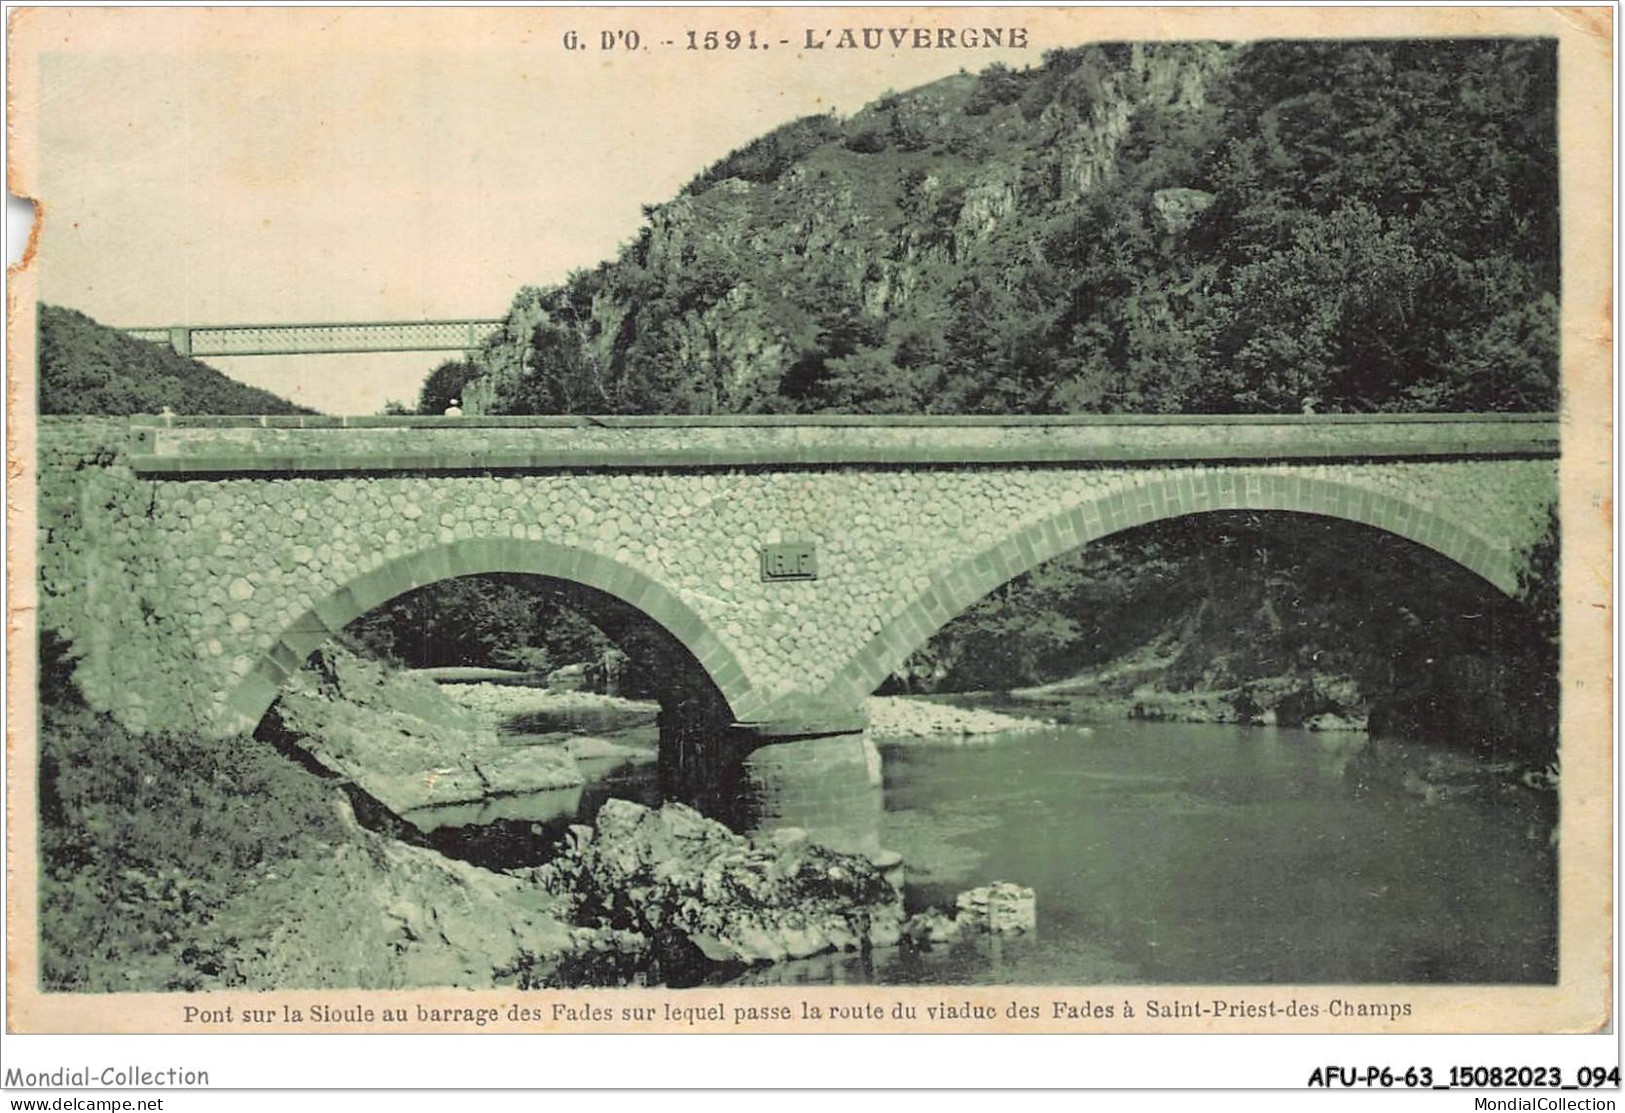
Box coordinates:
[122,319,505,358]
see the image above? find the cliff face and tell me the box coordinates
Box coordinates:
[460,43,1241,415]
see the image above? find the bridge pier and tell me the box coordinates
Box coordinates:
[733,722,882,857]
[658,702,882,856]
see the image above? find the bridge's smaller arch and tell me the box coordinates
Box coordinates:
[221,536,763,734]
[817,468,1523,709]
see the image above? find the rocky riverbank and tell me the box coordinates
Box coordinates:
[262,647,585,814]
[1347,735,1559,808]
[429,684,1056,743]
[44,682,1033,991]
[221,655,1060,987]
[864,696,1054,739]
[1006,669,1558,805]
[537,799,905,973]
[437,682,658,759]
[234,656,1042,987]
[1010,665,1370,733]
[532,799,1037,982]
[436,681,658,724]
[226,793,1033,988]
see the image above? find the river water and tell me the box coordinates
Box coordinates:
[407,712,1556,986]
[852,720,1556,986]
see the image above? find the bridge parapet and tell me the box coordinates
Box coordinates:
[125,413,1559,476]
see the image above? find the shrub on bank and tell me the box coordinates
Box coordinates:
[37,700,342,991]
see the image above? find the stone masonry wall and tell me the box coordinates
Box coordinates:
[35,416,1557,738]
[37,417,132,638]
[34,418,181,723]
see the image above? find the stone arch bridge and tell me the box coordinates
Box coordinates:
[36,414,1558,851]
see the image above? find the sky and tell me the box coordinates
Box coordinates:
[14,7,1042,413]
[15,7,1594,415]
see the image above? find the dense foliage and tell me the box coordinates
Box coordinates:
[416,358,483,415]
[36,668,341,990]
[36,305,314,416]
[453,39,1557,417]
[917,513,1558,763]
[346,574,612,674]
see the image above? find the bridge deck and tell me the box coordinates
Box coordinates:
[121,413,1560,476]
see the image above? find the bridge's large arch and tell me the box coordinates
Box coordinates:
[221,536,758,734]
[223,535,880,850]
[819,469,1532,708]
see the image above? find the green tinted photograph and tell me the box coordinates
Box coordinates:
[16,10,1585,1021]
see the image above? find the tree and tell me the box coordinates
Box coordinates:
[416,359,484,415]
[346,575,611,671]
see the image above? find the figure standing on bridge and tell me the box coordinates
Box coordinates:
[443,398,463,417]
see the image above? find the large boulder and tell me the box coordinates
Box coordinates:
[215,798,577,990]
[263,646,583,814]
[903,882,1038,946]
[954,881,1037,934]
[542,800,904,966]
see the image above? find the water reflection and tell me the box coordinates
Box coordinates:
[406,713,1556,986]
[863,720,1556,985]
[403,749,661,868]
[405,784,586,833]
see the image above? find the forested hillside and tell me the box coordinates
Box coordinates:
[446,39,1556,418]
[395,40,1560,763]
[37,305,313,415]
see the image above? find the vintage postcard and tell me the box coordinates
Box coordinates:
[4,5,1613,1047]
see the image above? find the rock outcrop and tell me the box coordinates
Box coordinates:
[902,882,1038,946]
[263,646,583,814]
[215,797,577,990]
[457,44,1234,416]
[213,788,1036,988]
[1150,187,1217,235]
[538,799,905,967]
